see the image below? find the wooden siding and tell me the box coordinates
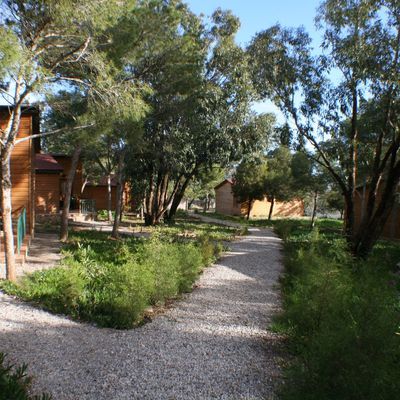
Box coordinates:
[0,114,35,234]
[35,173,60,214]
[354,187,400,240]
[82,186,117,211]
[215,181,304,218]
[240,197,304,218]
[215,182,241,215]
[53,156,83,197]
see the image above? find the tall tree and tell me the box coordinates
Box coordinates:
[264,146,293,220]
[233,158,268,220]
[248,0,400,257]
[121,5,261,225]
[0,0,136,279]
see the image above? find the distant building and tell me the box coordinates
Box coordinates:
[214,179,304,218]
[354,183,400,239]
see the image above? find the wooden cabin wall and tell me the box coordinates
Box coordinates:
[0,113,35,234]
[35,173,61,214]
[82,186,117,211]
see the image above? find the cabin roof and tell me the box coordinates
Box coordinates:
[35,153,64,172]
[214,178,234,190]
[87,175,118,187]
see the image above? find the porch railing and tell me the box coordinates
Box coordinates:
[17,207,26,255]
[80,199,96,214]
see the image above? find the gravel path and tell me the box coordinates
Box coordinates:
[0,226,285,399]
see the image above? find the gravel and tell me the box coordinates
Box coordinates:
[0,225,285,400]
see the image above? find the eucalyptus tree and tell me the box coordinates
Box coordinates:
[248,0,400,257]
[264,146,294,220]
[233,158,268,220]
[118,3,261,225]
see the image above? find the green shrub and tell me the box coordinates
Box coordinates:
[96,209,114,221]
[0,353,51,400]
[276,222,400,400]
[1,231,224,329]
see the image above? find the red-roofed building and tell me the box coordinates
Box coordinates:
[35,154,64,214]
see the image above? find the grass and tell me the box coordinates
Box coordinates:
[0,221,241,329]
[271,218,400,400]
[0,353,51,400]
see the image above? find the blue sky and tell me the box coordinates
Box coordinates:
[186,0,322,47]
[186,0,321,119]
[186,0,323,119]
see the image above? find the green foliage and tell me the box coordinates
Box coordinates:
[0,353,51,400]
[275,219,400,400]
[1,229,225,329]
[96,209,115,221]
[233,158,268,204]
[248,1,400,256]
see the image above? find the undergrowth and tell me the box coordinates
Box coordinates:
[0,353,51,400]
[1,231,223,329]
[274,219,400,400]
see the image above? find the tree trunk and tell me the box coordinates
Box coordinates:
[268,196,275,220]
[203,194,208,213]
[246,199,253,220]
[1,153,16,281]
[353,174,400,257]
[107,173,112,222]
[112,152,124,238]
[343,191,354,243]
[310,191,318,229]
[144,171,154,226]
[60,145,81,242]
[166,168,198,223]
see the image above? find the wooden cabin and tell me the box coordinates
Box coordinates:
[82,175,118,211]
[354,184,400,240]
[35,154,63,214]
[52,154,83,210]
[0,106,40,235]
[214,179,304,219]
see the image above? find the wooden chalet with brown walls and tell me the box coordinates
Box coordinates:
[35,156,132,218]
[354,183,400,240]
[52,154,84,210]
[82,175,118,211]
[214,179,304,219]
[35,153,64,214]
[0,105,41,265]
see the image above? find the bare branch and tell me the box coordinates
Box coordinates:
[14,123,95,145]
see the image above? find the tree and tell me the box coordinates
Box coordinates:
[121,5,261,226]
[185,166,226,211]
[264,146,293,220]
[233,158,268,219]
[0,0,134,279]
[248,0,400,257]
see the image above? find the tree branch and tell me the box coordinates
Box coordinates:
[14,123,95,145]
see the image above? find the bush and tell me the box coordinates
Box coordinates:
[96,209,114,221]
[276,223,400,400]
[0,353,51,400]
[1,231,223,329]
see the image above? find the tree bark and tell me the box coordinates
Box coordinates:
[166,174,193,222]
[1,153,16,281]
[310,191,318,229]
[268,196,275,220]
[60,145,81,242]
[246,199,253,220]
[112,151,124,238]
[107,173,112,222]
